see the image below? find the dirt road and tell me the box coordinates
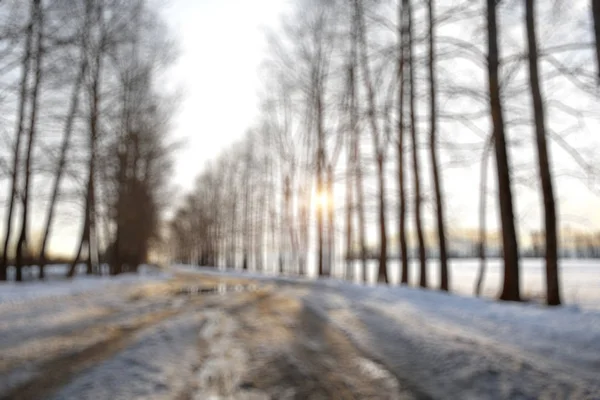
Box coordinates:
[0,273,414,400]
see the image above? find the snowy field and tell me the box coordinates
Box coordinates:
[326,258,600,309]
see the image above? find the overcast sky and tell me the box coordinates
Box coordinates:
[162,0,286,192]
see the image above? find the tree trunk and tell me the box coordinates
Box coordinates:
[326,163,334,277]
[407,0,427,288]
[39,52,87,279]
[427,0,449,291]
[243,154,251,271]
[593,0,600,83]
[376,155,388,284]
[15,0,43,282]
[68,199,89,278]
[398,0,409,285]
[255,173,266,272]
[525,0,560,306]
[345,139,354,281]
[77,0,103,277]
[348,3,368,284]
[0,2,35,281]
[316,87,325,277]
[356,0,388,284]
[487,0,520,302]
[475,139,492,296]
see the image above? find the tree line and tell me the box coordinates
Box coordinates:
[0,0,176,281]
[172,0,600,307]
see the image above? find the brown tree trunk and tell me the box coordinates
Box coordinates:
[593,0,600,83]
[347,7,367,283]
[15,0,43,282]
[356,0,388,284]
[398,0,409,285]
[326,163,334,277]
[407,0,427,288]
[349,3,367,284]
[487,0,520,302]
[525,0,560,306]
[427,0,449,291]
[376,155,388,284]
[0,1,35,281]
[255,172,266,272]
[316,86,325,277]
[345,141,354,281]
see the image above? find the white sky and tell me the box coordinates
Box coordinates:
[162,0,286,193]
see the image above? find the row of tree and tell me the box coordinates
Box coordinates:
[172,0,598,306]
[0,0,176,281]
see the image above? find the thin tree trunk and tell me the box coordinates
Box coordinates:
[0,3,35,281]
[525,0,560,306]
[475,139,492,296]
[68,199,89,278]
[398,0,409,285]
[76,1,103,277]
[348,4,368,284]
[316,87,325,277]
[427,0,449,291]
[243,155,250,271]
[593,0,600,83]
[407,0,427,288]
[487,0,520,301]
[15,0,43,282]
[85,48,101,276]
[345,140,354,281]
[345,8,358,282]
[256,173,266,272]
[326,163,334,277]
[356,0,388,284]
[38,54,87,279]
[356,149,368,283]
[376,155,388,283]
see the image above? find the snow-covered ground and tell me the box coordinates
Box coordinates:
[1,264,599,399]
[240,257,600,309]
[179,265,600,398]
[0,264,170,305]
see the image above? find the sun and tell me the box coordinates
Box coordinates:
[314,191,330,210]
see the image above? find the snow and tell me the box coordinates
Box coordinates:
[2,262,599,398]
[178,264,600,398]
[51,312,205,400]
[299,280,600,398]
[184,257,600,310]
[0,264,170,305]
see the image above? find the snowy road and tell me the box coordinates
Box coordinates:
[1,268,599,399]
[0,272,408,400]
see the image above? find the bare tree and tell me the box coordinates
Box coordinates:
[355,0,388,284]
[38,2,90,279]
[406,0,427,288]
[15,0,43,281]
[525,0,560,305]
[397,0,409,285]
[487,0,520,301]
[593,0,600,82]
[0,0,35,281]
[427,0,449,291]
